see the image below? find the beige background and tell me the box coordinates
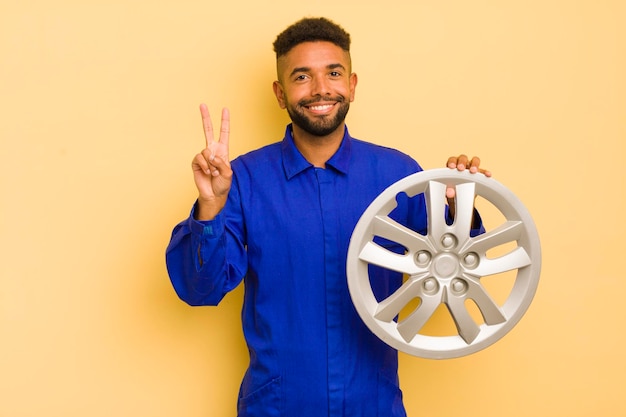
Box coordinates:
[1,0,624,416]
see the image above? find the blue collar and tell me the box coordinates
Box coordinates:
[281,124,352,180]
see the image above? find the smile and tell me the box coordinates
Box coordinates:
[305,103,336,113]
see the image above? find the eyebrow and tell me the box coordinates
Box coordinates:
[289,63,347,78]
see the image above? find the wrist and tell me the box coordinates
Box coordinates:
[194,197,224,221]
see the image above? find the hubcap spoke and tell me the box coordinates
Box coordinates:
[460,220,524,253]
[446,294,481,344]
[472,247,532,277]
[397,295,441,342]
[450,182,477,239]
[371,215,435,253]
[374,275,429,322]
[359,241,421,275]
[425,180,449,241]
[465,278,507,325]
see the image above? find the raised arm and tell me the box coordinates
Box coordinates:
[165,104,244,306]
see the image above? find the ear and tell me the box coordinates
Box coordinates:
[273,81,287,109]
[349,72,358,102]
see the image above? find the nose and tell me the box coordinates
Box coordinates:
[311,76,331,97]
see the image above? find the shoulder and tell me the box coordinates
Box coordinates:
[350,137,422,172]
[232,142,282,170]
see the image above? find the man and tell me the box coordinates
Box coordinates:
[166,17,490,416]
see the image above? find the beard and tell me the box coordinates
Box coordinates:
[286,96,350,137]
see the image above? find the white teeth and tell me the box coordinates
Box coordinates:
[309,104,333,111]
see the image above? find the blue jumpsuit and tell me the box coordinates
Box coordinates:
[166,125,429,416]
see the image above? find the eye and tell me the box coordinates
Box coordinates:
[329,71,342,78]
[294,74,309,82]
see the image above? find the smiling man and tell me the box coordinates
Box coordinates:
[273,32,356,153]
[166,17,489,417]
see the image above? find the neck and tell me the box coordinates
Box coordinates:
[291,123,345,168]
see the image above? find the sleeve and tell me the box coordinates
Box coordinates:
[165,176,248,306]
[469,210,485,237]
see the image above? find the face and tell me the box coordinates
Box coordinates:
[273,41,357,137]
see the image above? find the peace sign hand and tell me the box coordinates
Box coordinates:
[192,104,232,221]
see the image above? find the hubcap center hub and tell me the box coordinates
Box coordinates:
[433,253,459,278]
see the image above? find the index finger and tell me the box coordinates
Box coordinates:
[199,103,214,149]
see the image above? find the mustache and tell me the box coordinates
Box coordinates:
[298,95,346,106]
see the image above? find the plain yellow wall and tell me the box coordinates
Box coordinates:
[1,0,624,416]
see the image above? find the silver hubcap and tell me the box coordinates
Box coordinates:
[347,169,541,359]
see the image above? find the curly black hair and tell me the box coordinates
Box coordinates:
[273,17,351,58]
